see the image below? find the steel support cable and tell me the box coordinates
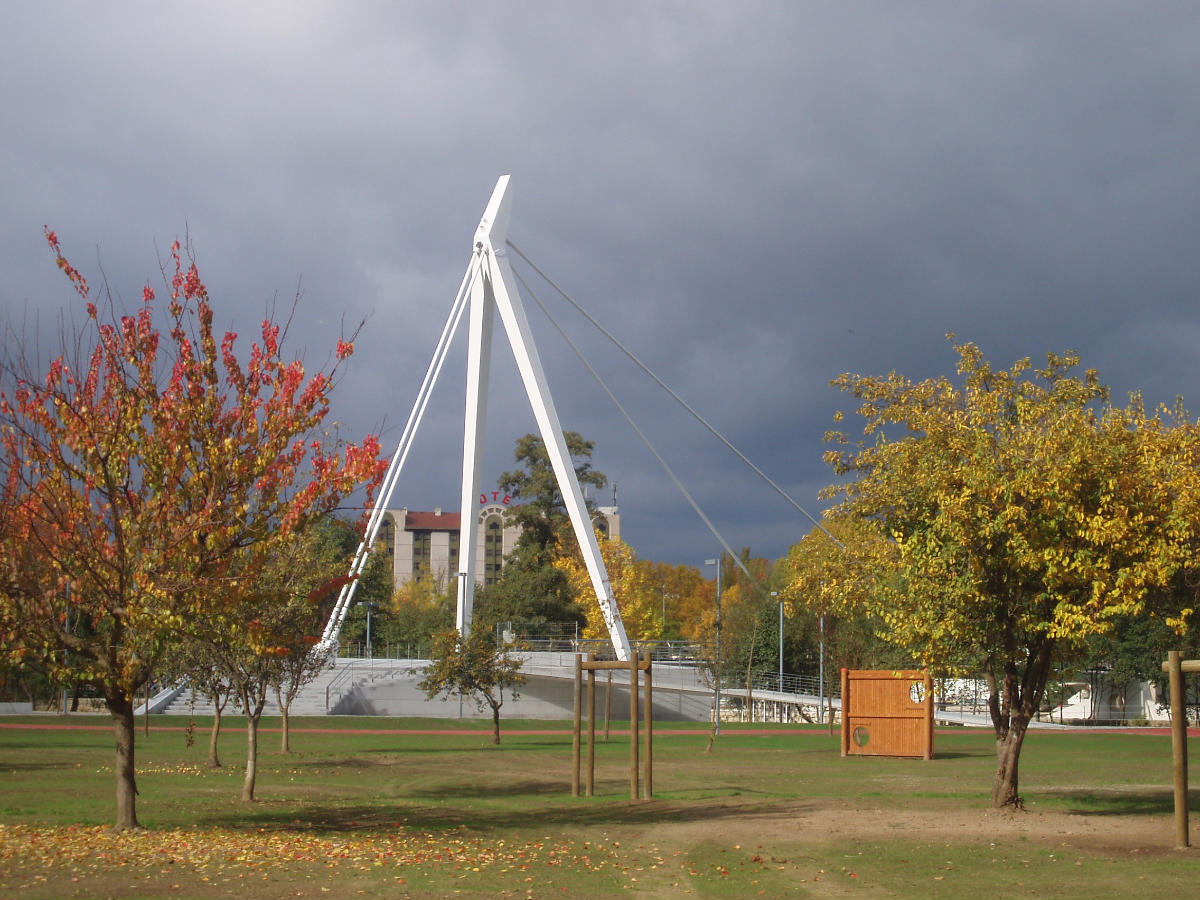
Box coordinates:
[324,258,476,644]
[320,252,480,647]
[511,267,761,587]
[505,239,840,549]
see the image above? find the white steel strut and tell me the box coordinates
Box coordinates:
[320,176,631,662]
[457,176,632,661]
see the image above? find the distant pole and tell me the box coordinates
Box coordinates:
[818,614,826,725]
[604,671,612,741]
[358,601,377,659]
[772,591,782,685]
[706,557,722,736]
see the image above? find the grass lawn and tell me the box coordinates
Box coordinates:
[0,715,1196,898]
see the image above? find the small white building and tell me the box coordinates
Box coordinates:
[1050,679,1169,725]
[936,676,1170,725]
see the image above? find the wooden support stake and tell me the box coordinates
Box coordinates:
[644,652,653,799]
[1169,650,1189,848]
[587,653,596,797]
[630,652,639,801]
[572,653,582,798]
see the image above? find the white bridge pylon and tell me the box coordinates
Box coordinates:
[457,177,631,661]
[320,176,632,662]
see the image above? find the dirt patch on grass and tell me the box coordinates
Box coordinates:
[590,795,1179,859]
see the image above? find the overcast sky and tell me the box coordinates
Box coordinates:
[4,3,1200,567]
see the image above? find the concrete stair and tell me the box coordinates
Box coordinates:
[157,658,429,716]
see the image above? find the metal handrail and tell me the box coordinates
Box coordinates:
[324,661,358,711]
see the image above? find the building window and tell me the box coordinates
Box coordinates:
[377,516,395,557]
[449,531,459,576]
[483,514,504,586]
[412,530,431,579]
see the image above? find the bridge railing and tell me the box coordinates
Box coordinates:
[513,637,842,700]
[334,634,850,702]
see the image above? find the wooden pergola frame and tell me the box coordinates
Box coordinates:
[572,652,653,800]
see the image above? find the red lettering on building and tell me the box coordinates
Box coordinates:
[479,490,515,506]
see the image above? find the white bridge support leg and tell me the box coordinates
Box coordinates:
[457,176,632,661]
[455,236,495,635]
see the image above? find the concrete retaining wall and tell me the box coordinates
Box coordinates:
[334,670,714,721]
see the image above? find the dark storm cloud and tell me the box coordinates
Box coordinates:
[4,2,1200,565]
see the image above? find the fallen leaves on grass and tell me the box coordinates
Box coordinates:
[0,824,619,886]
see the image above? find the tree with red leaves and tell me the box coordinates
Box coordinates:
[0,231,385,829]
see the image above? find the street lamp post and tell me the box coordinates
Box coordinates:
[661,582,666,637]
[705,556,722,736]
[358,602,378,658]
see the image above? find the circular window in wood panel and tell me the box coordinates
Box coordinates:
[909,681,928,704]
[852,725,870,747]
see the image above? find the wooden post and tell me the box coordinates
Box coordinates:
[840,667,850,757]
[630,652,639,801]
[572,654,582,797]
[644,653,653,799]
[605,671,612,741]
[1170,650,1189,848]
[586,654,596,797]
[926,672,936,763]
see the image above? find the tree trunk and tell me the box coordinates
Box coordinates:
[991,720,1029,808]
[242,712,260,801]
[987,639,1054,809]
[491,702,501,744]
[277,686,291,753]
[106,692,140,830]
[208,706,223,768]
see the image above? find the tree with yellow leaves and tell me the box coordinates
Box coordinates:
[555,538,661,640]
[797,337,1199,808]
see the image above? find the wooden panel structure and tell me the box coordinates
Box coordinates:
[840,668,934,760]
